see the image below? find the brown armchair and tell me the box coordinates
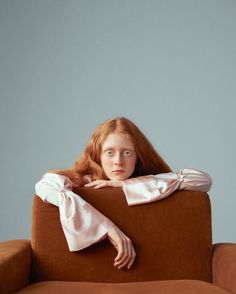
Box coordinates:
[0,188,235,294]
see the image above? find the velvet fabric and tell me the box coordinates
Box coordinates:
[31,188,212,283]
[0,240,31,294]
[16,280,230,294]
[34,169,212,251]
[1,187,236,294]
[213,243,236,294]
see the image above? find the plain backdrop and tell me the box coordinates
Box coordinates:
[0,0,235,243]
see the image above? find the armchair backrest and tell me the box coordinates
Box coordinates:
[31,188,212,283]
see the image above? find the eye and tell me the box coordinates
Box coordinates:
[123,150,132,157]
[106,150,114,157]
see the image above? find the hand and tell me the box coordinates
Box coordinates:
[84,180,123,189]
[107,225,136,270]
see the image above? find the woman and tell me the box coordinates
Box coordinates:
[35,117,212,271]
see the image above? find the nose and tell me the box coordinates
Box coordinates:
[114,153,123,166]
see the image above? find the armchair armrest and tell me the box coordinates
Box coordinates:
[0,240,31,294]
[213,243,236,294]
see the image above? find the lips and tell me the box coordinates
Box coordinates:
[112,170,125,173]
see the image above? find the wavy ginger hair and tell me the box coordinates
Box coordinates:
[52,117,172,186]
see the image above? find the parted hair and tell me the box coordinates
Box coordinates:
[51,117,172,186]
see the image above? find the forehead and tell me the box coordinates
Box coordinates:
[101,132,135,150]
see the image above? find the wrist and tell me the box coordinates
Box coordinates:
[108,223,116,233]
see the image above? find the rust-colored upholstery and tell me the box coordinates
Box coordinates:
[30,188,212,283]
[0,188,236,294]
[12,280,232,294]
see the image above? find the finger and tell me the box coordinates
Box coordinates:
[114,240,124,263]
[116,239,133,269]
[114,238,133,269]
[125,240,132,269]
[114,239,126,266]
[84,182,95,187]
[116,242,129,269]
[84,180,101,187]
[127,248,136,269]
[94,182,108,189]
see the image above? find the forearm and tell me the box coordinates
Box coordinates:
[178,168,212,192]
[122,168,212,206]
[0,240,31,294]
[35,173,115,251]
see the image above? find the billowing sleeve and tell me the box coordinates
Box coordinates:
[122,168,212,206]
[35,173,114,251]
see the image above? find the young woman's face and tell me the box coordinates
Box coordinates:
[100,132,137,181]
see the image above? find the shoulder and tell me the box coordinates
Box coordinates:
[37,172,73,187]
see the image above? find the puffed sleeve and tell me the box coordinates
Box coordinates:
[122,168,212,206]
[35,173,114,251]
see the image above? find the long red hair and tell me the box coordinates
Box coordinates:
[51,117,172,186]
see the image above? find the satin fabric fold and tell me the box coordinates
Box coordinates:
[35,173,113,251]
[122,168,212,206]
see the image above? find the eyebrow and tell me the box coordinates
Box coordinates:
[103,147,134,152]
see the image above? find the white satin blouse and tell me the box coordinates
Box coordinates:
[35,168,212,251]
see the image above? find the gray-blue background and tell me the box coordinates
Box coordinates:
[1,0,235,243]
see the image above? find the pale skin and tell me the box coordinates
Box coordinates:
[85,132,137,270]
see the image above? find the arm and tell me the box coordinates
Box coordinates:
[35,173,114,251]
[122,168,212,206]
[213,243,236,294]
[35,173,135,269]
[85,168,212,206]
[0,240,31,294]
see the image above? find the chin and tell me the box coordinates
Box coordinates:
[109,177,123,181]
[109,174,129,181]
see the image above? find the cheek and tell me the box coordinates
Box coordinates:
[127,158,137,172]
[101,156,111,169]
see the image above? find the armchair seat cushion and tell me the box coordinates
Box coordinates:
[16,280,230,294]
